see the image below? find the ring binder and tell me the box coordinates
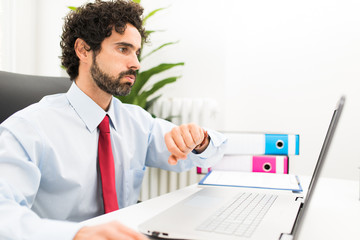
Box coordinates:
[196,155,289,174]
[223,132,300,155]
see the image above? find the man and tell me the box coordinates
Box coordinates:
[0,0,226,239]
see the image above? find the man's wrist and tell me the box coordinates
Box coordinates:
[193,130,210,154]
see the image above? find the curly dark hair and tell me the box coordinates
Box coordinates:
[60,0,146,80]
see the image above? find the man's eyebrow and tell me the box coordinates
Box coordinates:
[114,42,141,51]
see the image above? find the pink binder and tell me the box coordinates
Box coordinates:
[196,155,289,174]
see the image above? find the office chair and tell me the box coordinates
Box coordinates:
[0,71,71,123]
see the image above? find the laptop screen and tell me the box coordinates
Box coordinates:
[291,96,345,239]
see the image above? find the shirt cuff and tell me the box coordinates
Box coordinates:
[191,128,227,159]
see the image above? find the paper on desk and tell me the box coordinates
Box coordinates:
[199,170,302,192]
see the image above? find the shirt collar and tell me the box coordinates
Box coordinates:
[66,82,118,132]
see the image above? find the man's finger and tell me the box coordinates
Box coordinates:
[171,127,193,153]
[168,154,178,165]
[188,124,204,146]
[164,132,187,159]
[74,221,149,240]
[180,124,197,149]
[112,221,149,240]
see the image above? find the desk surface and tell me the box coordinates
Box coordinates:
[82,176,360,239]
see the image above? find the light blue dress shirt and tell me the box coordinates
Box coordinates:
[0,82,227,240]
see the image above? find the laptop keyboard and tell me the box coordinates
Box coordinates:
[196,192,277,238]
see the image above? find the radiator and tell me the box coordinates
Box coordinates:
[139,98,219,201]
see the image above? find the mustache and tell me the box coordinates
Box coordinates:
[118,69,137,79]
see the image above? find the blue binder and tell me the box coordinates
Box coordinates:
[265,134,300,155]
[223,132,300,155]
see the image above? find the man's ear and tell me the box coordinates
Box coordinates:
[74,38,91,63]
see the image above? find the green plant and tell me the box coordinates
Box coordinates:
[116,0,184,113]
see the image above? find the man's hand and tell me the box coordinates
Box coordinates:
[73,221,149,240]
[165,123,210,165]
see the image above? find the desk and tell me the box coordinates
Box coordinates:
[82,177,360,239]
[295,177,360,239]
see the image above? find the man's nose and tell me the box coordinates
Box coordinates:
[129,54,140,71]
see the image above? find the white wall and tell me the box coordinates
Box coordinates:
[1,0,359,180]
[0,0,78,76]
[141,0,360,181]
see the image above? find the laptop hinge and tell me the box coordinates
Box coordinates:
[295,196,304,202]
[279,233,294,240]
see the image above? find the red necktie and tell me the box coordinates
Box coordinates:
[98,115,119,213]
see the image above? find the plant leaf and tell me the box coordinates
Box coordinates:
[143,8,166,25]
[141,76,179,99]
[145,95,162,112]
[131,62,184,96]
[68,6,77,11]
[133,95,147,109]
[141,41,179,61]
[115,95,131,104]
[164,115,181,122]
[132,0,141,3]
[134,76,179,110]
[145,30,156,35]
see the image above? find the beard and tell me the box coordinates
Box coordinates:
[90,56,136,96]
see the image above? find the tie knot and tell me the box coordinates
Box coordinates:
[98,115,110,133]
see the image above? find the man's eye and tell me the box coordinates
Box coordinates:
[119,47,128,53]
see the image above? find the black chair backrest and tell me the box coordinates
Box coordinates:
[0,71,72,123]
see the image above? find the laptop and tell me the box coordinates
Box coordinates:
[139,96,345,240]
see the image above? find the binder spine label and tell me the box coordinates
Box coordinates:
[252,156,288,174]
[265,134,288,155]
[295,135,300,155]
[253,156,276,173]
[202,155,289,174]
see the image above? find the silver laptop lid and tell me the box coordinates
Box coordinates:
[286,96,345,240]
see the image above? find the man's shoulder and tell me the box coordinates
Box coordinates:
[3,93,69,125]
